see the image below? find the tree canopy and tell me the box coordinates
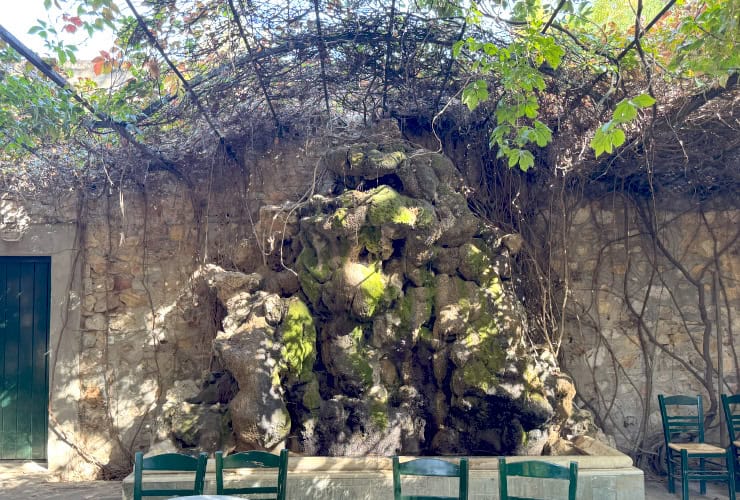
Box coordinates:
[0,0,737,195]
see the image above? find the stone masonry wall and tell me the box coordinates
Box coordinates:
[1,138,322,479]
[555,195,739,459]
[4,132,737,477]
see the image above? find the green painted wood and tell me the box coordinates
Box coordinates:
[216,449,288,499]
[721,394,740,493]
[498,458,578,500]
[17,263,34,459]
[133,451,208,500]
[659,394,736,500]
[0,263,7,458]
[0,257,50,460]
[2,262,21,459]
[393,456,469,500]
[31,261,50,459]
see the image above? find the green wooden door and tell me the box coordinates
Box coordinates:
[0,257,50,460]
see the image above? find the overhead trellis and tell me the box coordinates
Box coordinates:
[0,0,737,201]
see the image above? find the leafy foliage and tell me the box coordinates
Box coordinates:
[0,0,736,178]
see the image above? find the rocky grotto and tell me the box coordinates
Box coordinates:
[167,136,581,459]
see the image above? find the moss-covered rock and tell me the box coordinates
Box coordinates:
[321,321,376,394]
[348,325,374,388]
[397,286,433,344]
[366,186,434,229]
[458,240,498,285]
[279,298,317,382]
[302,378,322,411]
[203,138,580,458]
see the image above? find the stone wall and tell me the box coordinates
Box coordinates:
[556,195,739,457]
[4,130,737,478]
[0,137,323,479]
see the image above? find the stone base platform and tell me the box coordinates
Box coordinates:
[122,442,644,499]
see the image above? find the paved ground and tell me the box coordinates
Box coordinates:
[0,461,736,499]
[0,462,120,500]
[644,474,736,499]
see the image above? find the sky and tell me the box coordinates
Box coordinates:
[1,1,117,59]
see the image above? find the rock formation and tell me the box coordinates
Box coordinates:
[173,133,577,456]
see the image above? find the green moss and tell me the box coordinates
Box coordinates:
[358,264,387,318]
[366,186,432,228]
[332,207,350,229]
[280,299,317,382]
[369,400,389,430]
[418,326,433,343]
[460,242,497,286]
[297,245,332,283]
[522,364,539,387]
[367,149,406,170]
[349,325,374,388]
[298,271,322,306]
[350,150,365,168]
[302,379,322,411]
[526,391,548,407]
[397,288,433,336]
[461,360,498,393]
[407,267,435,287]
[359,226,383,256]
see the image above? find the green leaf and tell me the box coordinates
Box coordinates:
[542,40,565,69]
[613,99,637,123]
[519,150,534,171]
[631,93,656,108]
[508,149,521,168]
[483,43,497,56]
[591,128,612,158]
[533,121,552,147]
[452,40,464,58]
[461,80,488,111]
[611,128,626,147]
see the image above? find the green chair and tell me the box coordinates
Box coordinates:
[215,449,288,499]
[658,394,736,500]
[392,456,469,500]
[133,451,207,500]
[722,394,740,491]
[498,458,578,500]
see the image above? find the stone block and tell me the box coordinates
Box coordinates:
[84,313,107,331]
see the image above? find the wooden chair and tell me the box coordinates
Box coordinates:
[133,451,207,500]
[498,458,578,500]
[722,394,740,492]
[392,456,469,500]
[658,394,736,500]
[215,449,288,499]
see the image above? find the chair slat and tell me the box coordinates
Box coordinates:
[133,451,207,500]
[216,449,288,500]
[501,460,573,480]
[398,458,461,477]
[498,458,578,500]
[393,456,469,500]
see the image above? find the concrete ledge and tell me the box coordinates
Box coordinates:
[122,452,644,500]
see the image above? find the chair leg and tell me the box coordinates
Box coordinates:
[699,457,706,495]
[681,449,690,500]
[729,447,737,500]
[667,450,675,493]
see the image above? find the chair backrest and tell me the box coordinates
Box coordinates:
[721,393,740,443]
[215,449,289,499]
[133,451,207,500]
[658,394,706,444]
[498,458,578,500]
[392,456,469,500]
